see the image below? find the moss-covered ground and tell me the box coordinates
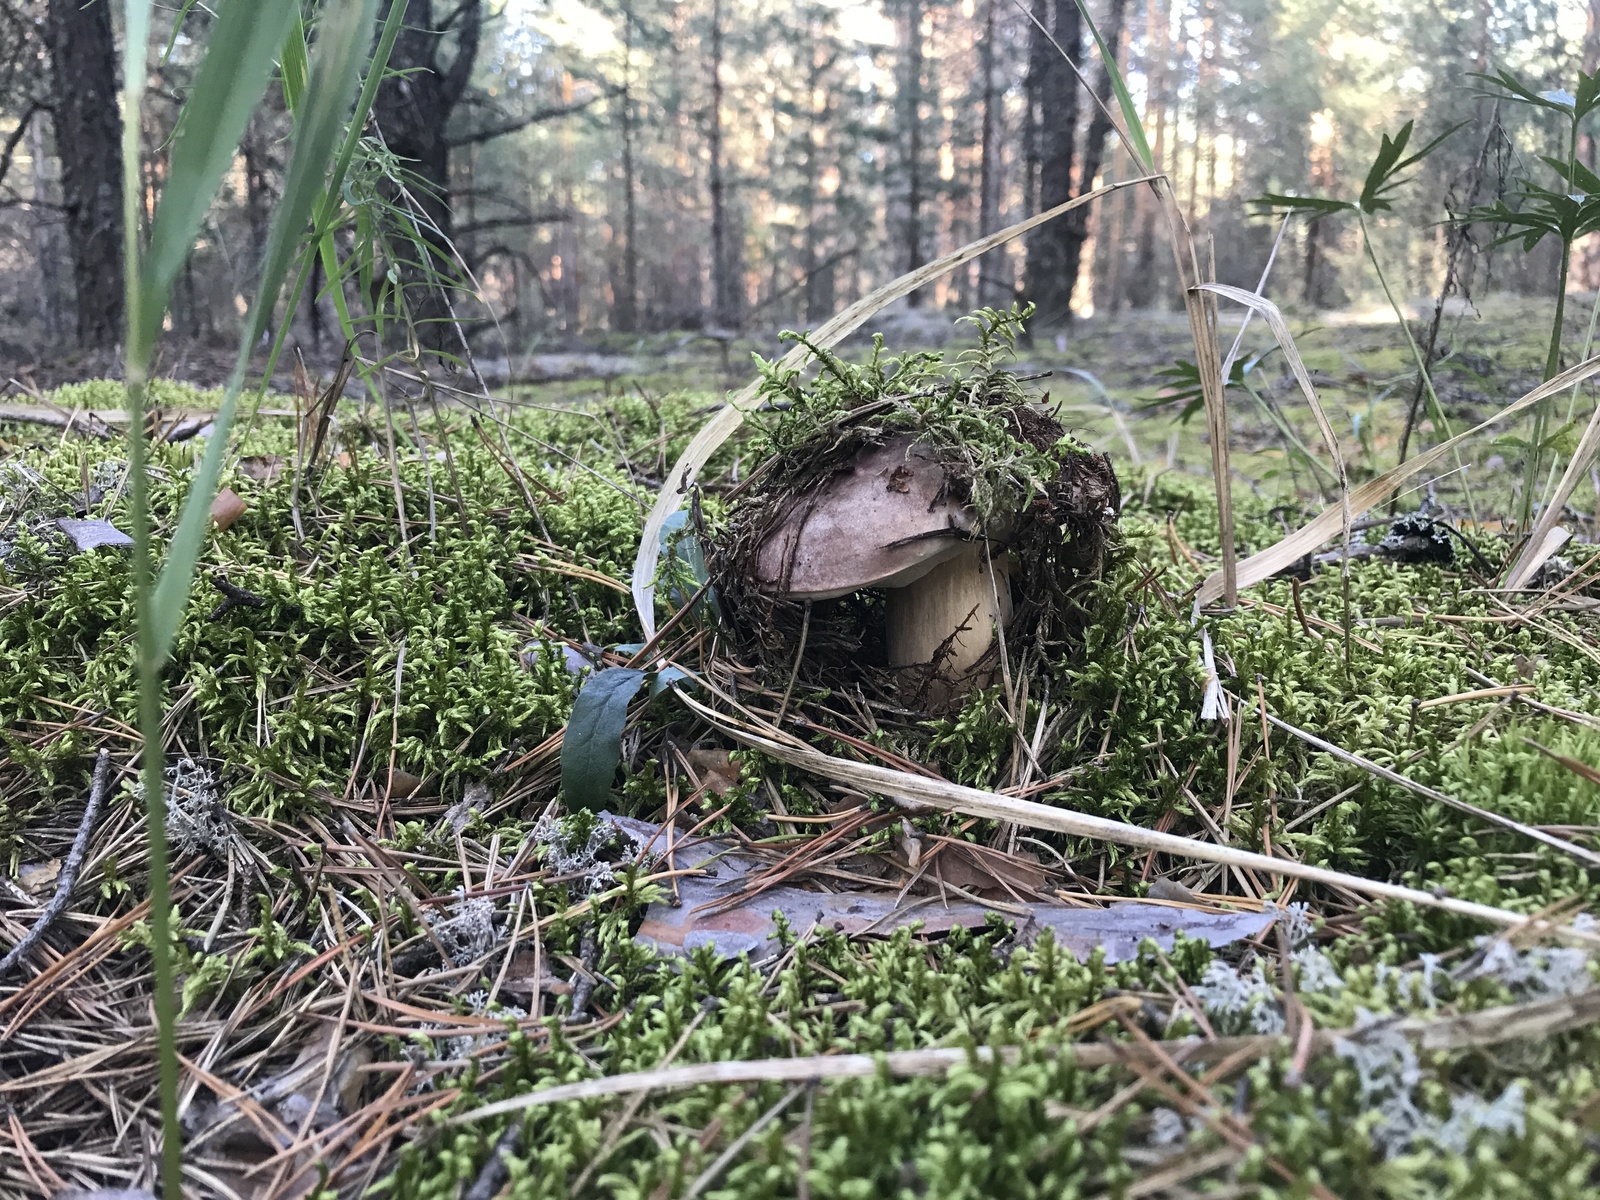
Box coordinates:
[1,315,1599,1198]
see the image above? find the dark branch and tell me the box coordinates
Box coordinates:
[0,750,113,979]
[0,100,45,194]
[439,0,483,113]
[455,212,571,238]
[446,89,617,147]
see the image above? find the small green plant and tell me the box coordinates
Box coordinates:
[117,3,394,1193]
[1462,68,1600,526]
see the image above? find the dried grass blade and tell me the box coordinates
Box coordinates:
[1197,353,1600,605]
[1200,283,1348,500]
[1506,381,1600,589]
[674,691,1593,937]
[629,176,1153,637]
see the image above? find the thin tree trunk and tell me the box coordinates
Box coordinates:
[1128,0,1168,309]
[46,0,123,347]
[29,116,64,341]
[901,0,927,305]
[617,8,640,332]
[1059,0,1130,309]
[1024,0,1082,324]
[1023,0,1050,217]
[708,0,738,329]
[802,19,835,325]
[976,0,1004,308]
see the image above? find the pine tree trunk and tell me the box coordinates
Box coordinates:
[708,0,739,330]
[29,116,65,341]
[976,0,1004,308]
[901,0,927,306]
[373,0,482,349]
[1024,0,1082,324]
[1128,0,1168,310]
[1059,0,1130,308]
[613,7,639,332]
[1023,0,1050,217]
[46,0,123,347]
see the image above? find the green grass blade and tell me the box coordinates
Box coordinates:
[137,0,300,352]
[281,8,310,116]
[1072,0,1153,172]
[253,0,408,396]
[117,5,184,1196]
[150,0,381,661]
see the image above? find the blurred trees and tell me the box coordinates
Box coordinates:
[0,0,1588,356]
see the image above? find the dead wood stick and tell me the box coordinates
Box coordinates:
[450,985,1600,1123]
[679,691,1592,936]
[0,750,114,978]
[1264,713,1600,870]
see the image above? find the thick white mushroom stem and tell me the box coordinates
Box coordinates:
[886,542,1011,673]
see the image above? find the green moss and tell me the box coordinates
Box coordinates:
[7,374,1600,1196]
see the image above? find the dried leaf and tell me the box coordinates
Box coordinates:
[237,454,287,483]
[16,858,60,895]
[687,748,741,795]
[210,487,248,531]
[54,517,133,551]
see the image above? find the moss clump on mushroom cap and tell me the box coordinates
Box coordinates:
[707,305,1121,703]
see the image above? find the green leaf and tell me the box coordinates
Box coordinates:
[562,668,649,812]
[1253,192,1352,216]
[137,0,301,354]
[151,0,381,661]
[1072,0,1153,172]
[280,8,309,116]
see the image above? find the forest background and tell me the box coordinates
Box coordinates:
[5,0,1600,367]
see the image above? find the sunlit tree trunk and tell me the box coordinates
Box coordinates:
[1060,0,1130,310]
[1025,0,1082,323]
[708,0,740,329]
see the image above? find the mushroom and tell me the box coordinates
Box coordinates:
[751,434,1010,676]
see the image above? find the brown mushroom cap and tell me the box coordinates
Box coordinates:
[751,434,978,601]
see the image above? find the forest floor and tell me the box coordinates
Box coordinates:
[1,296,1599,1198]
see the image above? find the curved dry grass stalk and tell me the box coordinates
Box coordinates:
[629,176,1155,639]
[1505,391,1600,589]
[1199,283,1349,512]
[672,690,1598,939]
[1196,352,1600,605]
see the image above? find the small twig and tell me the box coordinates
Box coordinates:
[0,751,114,978]
[462,1124,520,1200]
[682,1084,806,1199]
[208,574,270,622]
[1265,713,1600,869]
[567,926,600,1022]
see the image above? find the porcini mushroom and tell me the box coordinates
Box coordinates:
[750,434,1010,676]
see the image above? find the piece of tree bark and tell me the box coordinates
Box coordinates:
[46,0,123,347]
